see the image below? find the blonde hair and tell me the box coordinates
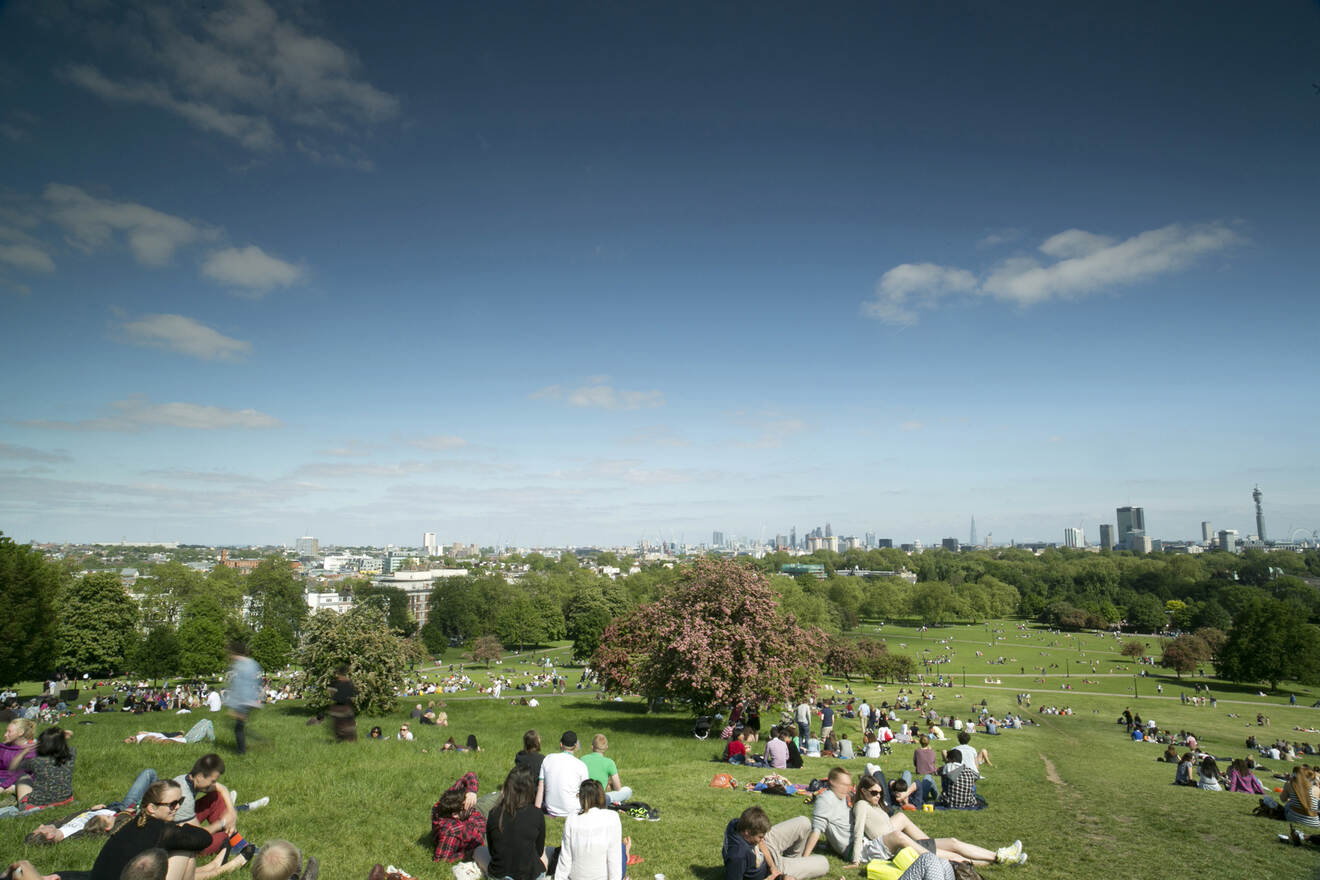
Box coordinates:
[592,733,608,752]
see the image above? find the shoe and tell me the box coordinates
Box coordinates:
[996,840,1022,864]
[1017,852,1028,865]
[246,796,270,811]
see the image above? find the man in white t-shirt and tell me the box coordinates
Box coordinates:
[536,730,589,817]
[206,690,223,712]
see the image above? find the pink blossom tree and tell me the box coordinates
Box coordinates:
[592,558,828,710]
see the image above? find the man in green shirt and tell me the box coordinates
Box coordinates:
[581,734,633,805]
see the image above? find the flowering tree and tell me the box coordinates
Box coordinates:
[592,558,828,710]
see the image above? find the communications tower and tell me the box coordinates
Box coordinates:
[1253,486,1267,543]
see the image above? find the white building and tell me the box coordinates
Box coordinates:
[1063,527,1085,549]
[423,532,437,556]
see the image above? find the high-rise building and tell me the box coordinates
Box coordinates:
[1117,506,1145,547]
[825,522,833,538]
[1099,524,1115,550]
[969,516,977,548]
[1219,529,1239,554]
[864,532,876,549]
[1063,527,1084,548]
[878,538,894,549]
[295,536,319,556]
[790,527,797,550]
[1253,486,1267,543]
[712,531,725,548]
[941,537,960,552]
[845,536,860,550]
[423,532,437,556]
[1201,522,1214,545]
[1130,533,1152,554]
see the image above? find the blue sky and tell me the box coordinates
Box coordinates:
[2,0,1318,548]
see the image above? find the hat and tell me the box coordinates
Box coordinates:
[561,730,578,748]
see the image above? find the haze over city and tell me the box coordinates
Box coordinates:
[2,1,1318,548]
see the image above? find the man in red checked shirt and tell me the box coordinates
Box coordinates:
[431,772,486,863]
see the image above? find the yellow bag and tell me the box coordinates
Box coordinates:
[865,846,922,880]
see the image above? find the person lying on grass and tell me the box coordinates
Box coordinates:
[431,772,484,863]
[124,720,216,745]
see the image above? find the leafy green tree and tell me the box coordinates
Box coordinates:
[137,562,204,627]
[298,605,408,715]
[353,583,415,635]
[1124,593,1168,633]
[176,594,230,678]
[473,634,503,666]
[911,580,957,625]
[1120,641,1146,659]
[1160,634,1208,678]
[130,626,182,684]
[57,572,138,675]
[565,589,615,662]
[246,557,308,639]
[0,533,62,685]
[593,559,828,710]
[1217,597,1320,690]
[249,625,293,671]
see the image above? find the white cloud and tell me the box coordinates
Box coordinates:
[730,411,808,449]
[531,382,665,411]
[0,442,71,464]
[0,241,55,273]
[43,183,212,266]
[60,0,399,163]
[201,245,302,293]
[19,395,282,432]
[864,222,1241,323]
[619,425,690,447]
[976,229,1023,248]
[981,222,1241,305]
[409,434,468,452]
[900,421,924,432]
[862,263,977,326]
[117,313,251,361]
[63,64,279,152]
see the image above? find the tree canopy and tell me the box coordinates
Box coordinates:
[592,558,828,710]
[298,605,409,715]
[56,572,138,675]
[0,534,63,685]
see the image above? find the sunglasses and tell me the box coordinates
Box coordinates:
[154,798,184,810]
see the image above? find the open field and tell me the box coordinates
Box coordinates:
[4,622,1319,879]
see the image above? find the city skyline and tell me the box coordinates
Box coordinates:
[2,1,1318,547]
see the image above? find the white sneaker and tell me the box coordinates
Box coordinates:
[1017,852,1028,865]
[246,796,270,811]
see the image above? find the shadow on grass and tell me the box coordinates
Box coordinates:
[688,864,724,880]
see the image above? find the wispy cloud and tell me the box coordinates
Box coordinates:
[201,245,303,294]
[408,434,468,452]
[19,395,282,432]
[531,382,665,411]
[58,0,399,164]
[0,442,72,464]
[863,222,1242,324]
[618,425,690,447]
[976,228,1023,249]
[44,184,214,267]
[900,421,924,432]
[550,458,719,486]
[117,313,251,361]
[731,411,808,448]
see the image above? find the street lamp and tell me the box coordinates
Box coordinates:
[962,666,966,687]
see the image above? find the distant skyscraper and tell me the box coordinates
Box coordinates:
[1063,527,1084,548]
[941,537,959,552]
[878,538,893,549]
[1099,524,1115,550]
[864,532,876,549]
[1218,529,1239,554]
[1200,522,1213,545]
[969,516,977,548]
[1129,533,1152,554]
[1253,486,1267,543]
[295,536,319,556]
[1116,506,1145,547]
[712,531,725,548]
[825,522,833,538]
[423,532,437,556]
[790,527,797,549]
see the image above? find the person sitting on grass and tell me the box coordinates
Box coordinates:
[90,779,250,879]
[1227,758,1266,794]
[124,720,216,745]
[723,729,749,764]
[171,753,247,859]
[848,775,1025,867]
[582,735,633,806]
[555,779,629,880]
[722,804,828,880]
[1174,752,1196,787]
[945,730,991,770]
[431,772,484,863]
[476,766,547,880]
[515,729,545,778]
[935,753,981,810]
[0,726,75,819]
[0,719,35,797]
[251,840,319,880]
[1197,757,1227,791]
[1284,765,1320,831]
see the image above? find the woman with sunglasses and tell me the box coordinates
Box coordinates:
[847,777,1025,868]
[89,780,246,880]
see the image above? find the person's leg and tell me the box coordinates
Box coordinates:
[233,713,247,755]
[472,845,491,876]
[192,793,229,855]
[112,768,158,811]
[933,838,996,864]
[605,787,633,805]
[185,720,215,743]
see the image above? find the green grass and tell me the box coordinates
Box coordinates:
[4,622,1319,879]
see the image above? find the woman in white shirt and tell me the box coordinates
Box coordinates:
[555,780,629,880]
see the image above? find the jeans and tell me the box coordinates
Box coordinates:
[900,770,938,808]
[108,768,158,811]
[605,787,633,805]
[184,719,215,743]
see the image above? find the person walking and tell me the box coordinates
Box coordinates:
[224,643,262,756]
[328,667,357,742]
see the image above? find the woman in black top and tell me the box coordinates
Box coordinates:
[514,729,544,779]
[91,779,212,880]
[482,766,545,880]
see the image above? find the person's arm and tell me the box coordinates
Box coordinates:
[608,772,623,792]
[801,830,821,860]
[848,802,867,865]
[534,779,545,809]
[554,817,573,880]
[535,812,547,868]
[757,839,782,880]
